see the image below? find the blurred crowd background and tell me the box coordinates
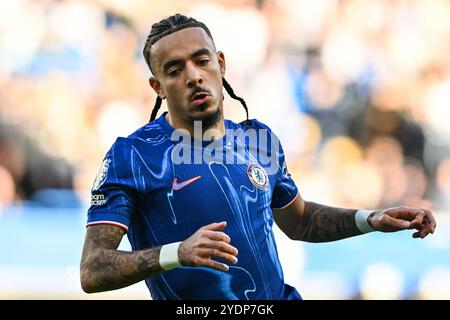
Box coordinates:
[1,0,450,299]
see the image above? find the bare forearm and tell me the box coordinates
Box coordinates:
[80,225,165,293]
[295,201,362,242]
[81,246,164,293]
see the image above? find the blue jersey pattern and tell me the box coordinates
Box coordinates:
[87,112,301,300]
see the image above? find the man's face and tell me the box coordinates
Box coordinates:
[149,27,226,128]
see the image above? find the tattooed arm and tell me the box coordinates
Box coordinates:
[273,195,361,243]
[273,194,436,243]
[80,224,164,293]
[80,221,239,293]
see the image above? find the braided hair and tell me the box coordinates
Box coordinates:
[143,13,249,125]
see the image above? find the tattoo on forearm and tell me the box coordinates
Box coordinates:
[81,225,164,292]
[297,201,362,242]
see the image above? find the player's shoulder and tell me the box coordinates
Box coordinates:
[103,122,166,160]
[128,120,169,141]
[225,118,274,132]
[114,120,170,148]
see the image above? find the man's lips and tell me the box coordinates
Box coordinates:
[190,92,211,106]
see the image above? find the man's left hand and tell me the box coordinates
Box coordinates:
[368,206,436,238]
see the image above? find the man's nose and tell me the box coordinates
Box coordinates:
[185,63,203,88]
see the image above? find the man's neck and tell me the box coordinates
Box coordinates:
[165,113,226,141]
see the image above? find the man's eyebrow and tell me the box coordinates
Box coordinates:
[191,48,212,58]
[162,48,212,73]
[162,59,182,73]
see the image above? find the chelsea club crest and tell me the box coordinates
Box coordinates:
[247,163,269,190]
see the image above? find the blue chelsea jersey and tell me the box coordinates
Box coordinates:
[87,112,301,300]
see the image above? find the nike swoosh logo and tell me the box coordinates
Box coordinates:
[172,176,201,191]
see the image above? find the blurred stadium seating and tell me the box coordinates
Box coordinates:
[1,0,450,299]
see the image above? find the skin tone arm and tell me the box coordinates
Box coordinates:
[273,193,437,243]
[80,221,238,293]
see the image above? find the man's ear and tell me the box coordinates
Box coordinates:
[217,51,226,77]
[148,77,166,99]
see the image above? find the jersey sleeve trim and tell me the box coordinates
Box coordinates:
[87,211,130,232]
[272,191,299,210]
[86,221,129,232]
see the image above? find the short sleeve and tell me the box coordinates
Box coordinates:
[270,139,299,210]
[87,138,137,232]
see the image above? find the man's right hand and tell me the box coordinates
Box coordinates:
[178,221,238,272]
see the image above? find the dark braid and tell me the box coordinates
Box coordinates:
[143,13,249,124]
[149,96,162,122]
[222,78,249,125]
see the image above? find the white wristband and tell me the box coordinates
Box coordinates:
[159,242,182,271]
[355,210,376,233]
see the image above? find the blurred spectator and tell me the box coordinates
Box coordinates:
[0,122,74,202]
